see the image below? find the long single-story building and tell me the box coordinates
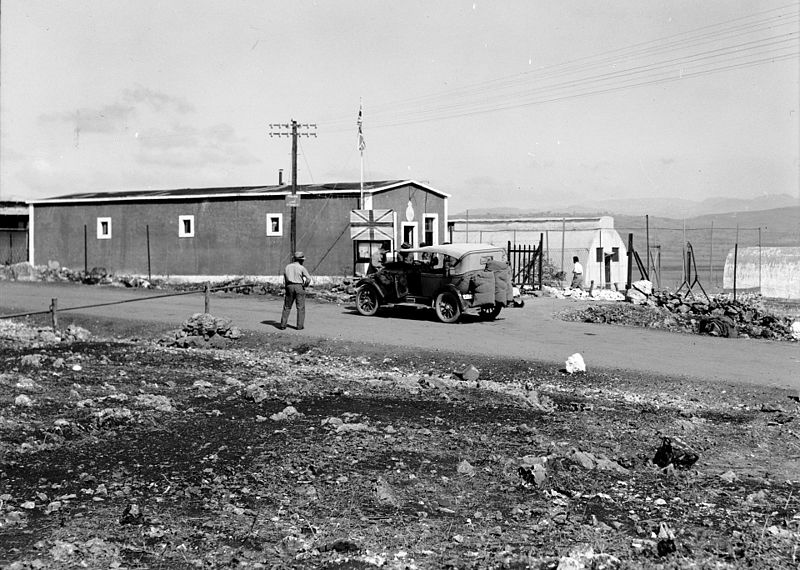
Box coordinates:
[448,215,628,288]
[28,180,449,281]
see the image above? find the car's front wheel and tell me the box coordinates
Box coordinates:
[435,291,462,323]
[479,303,502,320]
[355,286,380,316]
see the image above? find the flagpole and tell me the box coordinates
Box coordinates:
[360,148,364,209]
[358,99,366,209]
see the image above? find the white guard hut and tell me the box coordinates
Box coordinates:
[448,215,628,289]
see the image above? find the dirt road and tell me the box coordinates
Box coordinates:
[1,281,798,389]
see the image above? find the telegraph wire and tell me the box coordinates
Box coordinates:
[319,5,799,130]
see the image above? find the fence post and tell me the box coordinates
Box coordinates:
[733,243,738,301]
[645,214,650,277]
[84,224,88,275]
[146,225,152,281]
[758,227,762,292]
[538,233,543,290]
[709,221,714,287]
[50,298,59,331]
[626,233,633,289]
[204,283,211,313]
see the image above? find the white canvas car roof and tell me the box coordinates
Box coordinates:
[400,243,503,259]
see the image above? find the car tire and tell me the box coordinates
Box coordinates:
[479,302,502,320]
[435,291,462,323]
[355,286,380,316]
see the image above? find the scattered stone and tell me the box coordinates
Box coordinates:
[373,476,400,507]
[14,395,33,407]
[134,394,175,412]
[518,456,548,488]
[270,406,302,421]
[457,460,475,477]
[653,437,699,470]
[454,364,480,382]
[565,353,586,374]
[20,354,44,367]
[656,522,677,557]
[161,313,241,348]
[120,503,143,525]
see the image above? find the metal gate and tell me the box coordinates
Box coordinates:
[507,234,543,289]
[0,229,28,265]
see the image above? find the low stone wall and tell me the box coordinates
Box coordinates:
[723,247,800,300]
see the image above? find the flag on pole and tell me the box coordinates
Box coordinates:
[357,104,366,152]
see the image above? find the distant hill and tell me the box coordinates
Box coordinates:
[453,193,800,219]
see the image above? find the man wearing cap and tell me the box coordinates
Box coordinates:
[279,251,312,330]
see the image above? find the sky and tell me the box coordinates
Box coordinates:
[1,0,798,213]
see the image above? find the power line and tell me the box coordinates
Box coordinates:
[319,5,799,130]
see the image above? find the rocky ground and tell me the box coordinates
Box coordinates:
[1,315,799,569]
[559,290,799,342]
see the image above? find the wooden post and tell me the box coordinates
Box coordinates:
[758,227,762,292]
[537,233,544,290]
[50,298,59,331]
[733,243,738,301]
[83,224,88,275]
[645,214,650,278]
[146,225,152,281]
[204,282,211,314]
[709,220,714,287]
[626,233,634,289]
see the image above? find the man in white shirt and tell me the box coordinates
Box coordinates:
[279,251,312,330]
[571,256,584,289]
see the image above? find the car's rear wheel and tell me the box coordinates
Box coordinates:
[435,291,462,323]
[479,303,502,320]
[355,286,380,316]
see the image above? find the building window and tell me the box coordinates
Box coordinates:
[179,215,195,237]
[266,213,283,236]
[423,213,438,246]
[611,247,619,261]
[596,247,604,262]
[97,217,111,239]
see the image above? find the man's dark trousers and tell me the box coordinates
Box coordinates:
[280,283,306,329]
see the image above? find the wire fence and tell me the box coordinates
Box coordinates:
[450,221,794,294]
[0,282,260,328]
[617,225,766,291]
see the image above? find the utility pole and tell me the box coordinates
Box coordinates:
[269,120,317,256]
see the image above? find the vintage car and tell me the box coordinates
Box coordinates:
[354,243,515,323]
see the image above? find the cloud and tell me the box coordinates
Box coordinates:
[38,86,192,134]
[40,104,135,134]
[136,123,258,167]
[122,85,193,113]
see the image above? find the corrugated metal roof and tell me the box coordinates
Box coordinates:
[30,179,450,204]
[36,181,399,201]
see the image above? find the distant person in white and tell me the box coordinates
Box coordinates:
[571,256,584,289]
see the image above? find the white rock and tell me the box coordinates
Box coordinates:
[791,321,800,341]
[14,395,33,407]
[565,353,586,374]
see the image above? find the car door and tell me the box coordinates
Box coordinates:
[419,254,446,299]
